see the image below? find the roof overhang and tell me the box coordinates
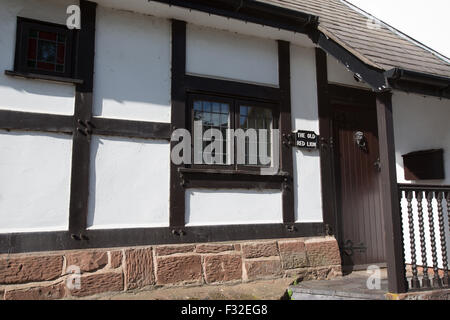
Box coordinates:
[148,0,319,34]
[385,68,450,99]
[150,0,450,99]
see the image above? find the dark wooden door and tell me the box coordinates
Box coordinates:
[333,103,386,268]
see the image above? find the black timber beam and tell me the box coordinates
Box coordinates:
[149,0,318,34]
[310,31,387,92]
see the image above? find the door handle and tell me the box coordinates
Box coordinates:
[374,158,381,172]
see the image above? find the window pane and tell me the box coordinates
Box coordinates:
[27,29,66,73]
[239,105,273,166]
[193,99,231,165]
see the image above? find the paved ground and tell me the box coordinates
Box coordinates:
[99,278,296,300]
[289,269,388,300]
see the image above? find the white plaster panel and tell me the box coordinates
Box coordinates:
[93,6,171,122]
[393,91,450,185]
[0,0,76,115]
[87,136,170,229]
[0,131,72,233]
[186,189,283,226]
[290,45,323,223]
[94,0,315,48]
[186,24,279,86]
[327,54,371,89]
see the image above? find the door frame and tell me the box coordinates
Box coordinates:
[316,48,407,292]
[315,48,378,246]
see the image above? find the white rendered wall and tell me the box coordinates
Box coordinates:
[185,189,283,226]
[290,45,323,223]
[327,54,371,89]
[186,24,279,86]
[0,0,76,115]
[393,91,450,185]
[94,0,314,49]
[93,6,171,122]
[0,131,72,233]
[393,91,450,268]
[87,136,170,229]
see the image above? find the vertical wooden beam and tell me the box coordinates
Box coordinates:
[169,20,187,228]
[315,48,338,237]
[278,40,295,224]
[68,0,97,235]
[376,91,407,293]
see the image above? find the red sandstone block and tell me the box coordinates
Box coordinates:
[109,250,122,269]
[154,245,196,256]
[4,282,66,300]
[65,250,108,273]
[156,255,202,285]
[305,238,341,267]
[278,240,308,270]
[242,242,278,259]
[244,259,282,280]
[203,254,242,283]
[196,244,234,254]
[0,254,63,284]
[124,248,154,290]
[69,272,124,297]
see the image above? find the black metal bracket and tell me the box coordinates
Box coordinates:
[282,133,295,147]
[77,119,94,137]
[342,240,367,256]
[171,229,186,236]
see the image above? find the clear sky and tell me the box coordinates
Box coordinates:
[345,0,450,59]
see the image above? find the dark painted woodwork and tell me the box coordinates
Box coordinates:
[0,223,324,254]
[0,110,73,133]
[386,68,450,100]
[405,190,420,289]
[417,190,431,288]
[68,0,97,235]
[5,70,83,85]
[376,92,407,293]
[436,192,449,286]
[402,149,445,181]
[328,84,376,106]
[170,19,187,228]
[399,184,450,290]
[90,118,171,140]
[426,191,442,288]
[179,168,287,190]
[315,48,338,237]
[150,0,318,35]
[185,75,280,102]
[13,17,76,79]
[310,31,387,92]
[332,102,385,267]
[278,40,295,224]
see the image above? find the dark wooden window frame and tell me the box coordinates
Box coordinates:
[0,12,324,254]
[6,17,81,83]
[187,93,280,172]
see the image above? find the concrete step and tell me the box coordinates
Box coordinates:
[289,286,386,300]
[288,270,388,300]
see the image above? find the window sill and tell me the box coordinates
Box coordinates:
[178,167,289,190]
[5,70,83,85]
[179,167,288,176]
